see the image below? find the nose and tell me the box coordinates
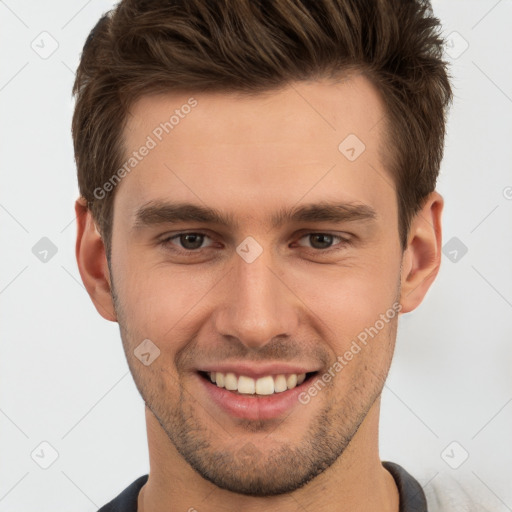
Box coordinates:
[213,243,300,351]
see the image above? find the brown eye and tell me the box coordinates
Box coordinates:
[177,233,205,250]
[309,234,335,249]
[296,233,350,251]
[160,232,214,252]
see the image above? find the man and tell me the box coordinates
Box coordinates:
[72,0,454,510]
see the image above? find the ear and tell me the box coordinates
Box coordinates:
[399,191,444,314]
[75,197,117,322]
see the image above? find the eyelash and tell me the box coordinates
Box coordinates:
[159,231,352,255]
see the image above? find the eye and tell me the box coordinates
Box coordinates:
[295,233,351,251]
[158,231,351,256]
[161,232,214,251]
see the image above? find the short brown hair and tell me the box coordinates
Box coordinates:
[72,0,452,257]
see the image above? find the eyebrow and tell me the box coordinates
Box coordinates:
[133,200,377,230]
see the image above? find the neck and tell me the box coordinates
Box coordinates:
[138,397,399,512]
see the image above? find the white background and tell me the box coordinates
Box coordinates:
[1,1,511,510]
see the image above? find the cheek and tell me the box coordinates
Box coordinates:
[115,262,217,345]
[287,253,400,331]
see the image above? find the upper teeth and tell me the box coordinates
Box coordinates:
[209,372,306,395]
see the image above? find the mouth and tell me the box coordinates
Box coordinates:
[198,370,319,396]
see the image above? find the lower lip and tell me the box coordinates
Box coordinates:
[197,373,313,421]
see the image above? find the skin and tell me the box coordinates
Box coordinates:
[75,74,443,512]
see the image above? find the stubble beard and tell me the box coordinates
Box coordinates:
[109,267,399,497]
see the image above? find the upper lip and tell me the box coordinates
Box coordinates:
[198,362,320,379]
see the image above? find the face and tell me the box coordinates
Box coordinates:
[109,75,404,496]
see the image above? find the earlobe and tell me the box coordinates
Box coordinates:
[75,198,117,322]
[399,191,444,314]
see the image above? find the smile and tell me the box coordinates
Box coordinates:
[208,372,312,395]
[205,371,310,396]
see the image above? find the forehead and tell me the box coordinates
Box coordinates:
[125,75,385,149]
[115,75,394,230]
